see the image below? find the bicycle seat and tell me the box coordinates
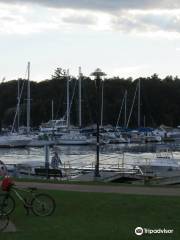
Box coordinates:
[28,187,37,191]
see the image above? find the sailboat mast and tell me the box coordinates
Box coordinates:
[27,62,31,134]
[138,79,141,128]
[124,90,127,128]
[51,100,54,121]
[78,67,82,128]
[17,79,20,132]
[66,69,70,128]
[144,115,146,127]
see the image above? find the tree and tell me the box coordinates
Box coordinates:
[51,68,66,80]
[1,70,180,129]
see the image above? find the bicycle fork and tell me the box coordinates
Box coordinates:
[12,189,32,215]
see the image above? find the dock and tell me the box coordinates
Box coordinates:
[73,169,144,182]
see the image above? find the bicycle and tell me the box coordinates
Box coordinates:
[0,180,56,217]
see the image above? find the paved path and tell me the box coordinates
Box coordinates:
[16,182,180,197]
[3,221,17,233]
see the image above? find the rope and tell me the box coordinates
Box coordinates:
[126,83,138,128]
[116,91,126,128]
[11,65,29,133]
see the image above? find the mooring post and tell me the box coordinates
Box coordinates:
[45,144,50,179]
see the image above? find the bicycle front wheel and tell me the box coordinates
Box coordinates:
[31,194,56,217]
[0,194,15,216]
[0,212,9,232]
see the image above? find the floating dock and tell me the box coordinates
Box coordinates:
[73,169,144,182]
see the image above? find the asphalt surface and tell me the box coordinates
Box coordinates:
[15,182,180,196]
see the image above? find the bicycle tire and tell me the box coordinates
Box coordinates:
[0,194,15,216]
[0,212,9,232]
[31,193,56,217]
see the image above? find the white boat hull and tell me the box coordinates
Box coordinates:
[56,139,93,145]
[0,136,31,148]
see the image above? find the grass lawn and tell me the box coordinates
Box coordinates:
[1,189,180,240]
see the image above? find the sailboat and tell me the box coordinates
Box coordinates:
[56,131,94,145]
[55,68,95,145]
[0,63,32,148]
[39,70,69,135]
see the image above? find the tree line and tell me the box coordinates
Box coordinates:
[0,69,180,130]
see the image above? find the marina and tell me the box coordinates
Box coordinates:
[0,40,179,187]
[0,66,178,185]
[1,1,180,239]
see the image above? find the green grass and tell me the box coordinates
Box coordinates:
[1,190,180,240]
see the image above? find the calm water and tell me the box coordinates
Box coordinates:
[2,142,180,169]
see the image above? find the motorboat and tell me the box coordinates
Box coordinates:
[40,119,67,133]
[138,148,180,177]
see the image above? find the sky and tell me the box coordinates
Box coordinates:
[1,0,180,81]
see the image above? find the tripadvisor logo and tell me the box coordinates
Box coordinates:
[135,227,143,236]
[135,227,174,236]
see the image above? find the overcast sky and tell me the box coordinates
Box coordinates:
[1,0,180,81]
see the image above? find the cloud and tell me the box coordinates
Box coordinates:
[0,0,180,12]
[0,2,110,35]
[112,10,180,35]
[62,14,97,25]
[0,3,59,34]
[0,1,180,37]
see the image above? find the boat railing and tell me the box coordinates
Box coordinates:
[5,163,43,177]
[61,152,142,177]
[4,152,145,179]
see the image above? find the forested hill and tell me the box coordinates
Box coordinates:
[1,71,180,129]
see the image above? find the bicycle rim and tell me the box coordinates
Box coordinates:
[0,195,15,216]
[0,212,9,232]
[32,194,56,217]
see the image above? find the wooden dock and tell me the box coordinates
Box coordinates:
[73,170,144,182]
